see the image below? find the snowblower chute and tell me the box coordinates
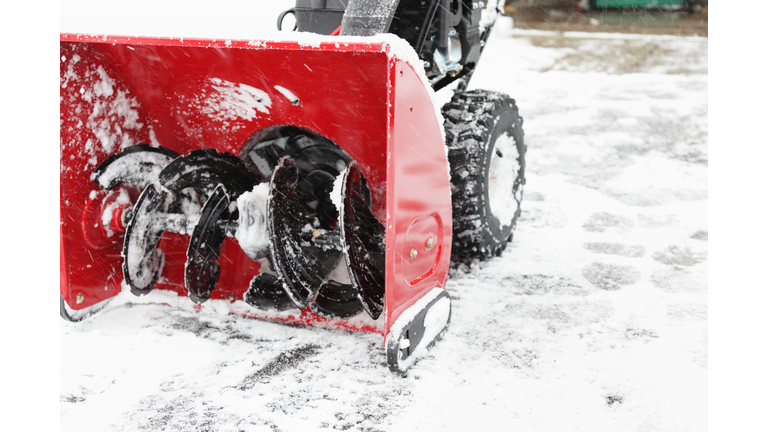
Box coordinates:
[61,0,527,374]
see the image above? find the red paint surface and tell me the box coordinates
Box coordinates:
[384,61,453,330]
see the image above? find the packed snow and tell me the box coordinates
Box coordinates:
[60,48,157,168]
[235,183,271,261]
[91,150,177,189]
[201,78,272,122]
[60,3,709,431]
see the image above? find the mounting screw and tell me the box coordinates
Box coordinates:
[426,238,435,249]
[312,230,321,238]
[409,248,418,259]
[76,293,84,304]
[228,295,236,303]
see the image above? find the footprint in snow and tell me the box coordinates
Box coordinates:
[583,242,645,258]
[690,230,708,241]
[652,245,706,267]
[582,262,641,291]
[652,267,706,294]
[582,212,634,233]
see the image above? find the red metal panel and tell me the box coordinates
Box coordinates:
[60,209,68,299]
[73,37,391,220]
[384,60,452,330]
[60,41,156,309]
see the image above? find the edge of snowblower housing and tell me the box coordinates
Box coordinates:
[60,32,452,336]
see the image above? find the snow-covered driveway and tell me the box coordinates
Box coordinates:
[60,20,708,432]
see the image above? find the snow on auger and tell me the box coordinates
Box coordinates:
[60,0,526,374]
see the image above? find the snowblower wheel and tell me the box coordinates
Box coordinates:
[442,89,526,263]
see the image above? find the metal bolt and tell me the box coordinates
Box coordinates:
[426,238,435,249]
[312,230,321,238]
[228,295,236,303]
[409,248,418,259]
[76,293,84,304]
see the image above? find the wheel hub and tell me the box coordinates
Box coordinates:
[487,132,520,229]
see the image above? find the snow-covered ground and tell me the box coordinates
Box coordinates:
[59,3,711,431]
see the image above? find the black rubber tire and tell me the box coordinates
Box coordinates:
[442,89,526,264]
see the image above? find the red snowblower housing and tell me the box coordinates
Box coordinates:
[60,0,526,374]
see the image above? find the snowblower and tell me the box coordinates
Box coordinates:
[60,0,526,374]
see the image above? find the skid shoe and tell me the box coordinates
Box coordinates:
[386,289,452,375]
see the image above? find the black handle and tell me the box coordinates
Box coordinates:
[277,8,297,31]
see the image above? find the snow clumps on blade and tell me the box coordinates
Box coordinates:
[331,167,347,216]
[235,183,271,261]
[92,151,177,189]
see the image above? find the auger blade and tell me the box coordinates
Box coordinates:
[92,144,179,190]
[185,184,232,304]
[122,184,169,295]
[340,161,386,320]
[266,156,323,309]
[159,148,259,197]
[244,273,296,312]
[310,280,365,319]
